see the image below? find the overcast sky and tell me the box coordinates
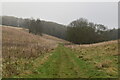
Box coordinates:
[2,2,118,29]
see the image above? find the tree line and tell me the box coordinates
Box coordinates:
[1,16,66,39]
[66,18,119,44]
[1,16,119,44]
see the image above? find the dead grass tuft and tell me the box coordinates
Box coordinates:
[106,67,118,76]
[95,60,112,69]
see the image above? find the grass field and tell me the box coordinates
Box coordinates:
[15,43,118,78]
[2,26,68,77]
[2,26,118,78]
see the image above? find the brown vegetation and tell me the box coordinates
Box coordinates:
[66,40,118,77]
[2,26,68,77]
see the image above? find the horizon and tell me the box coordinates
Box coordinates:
[2,2,118,29]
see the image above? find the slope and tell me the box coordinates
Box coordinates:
[2,26,68,77]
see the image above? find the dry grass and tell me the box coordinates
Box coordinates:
[42,34,69,44]
[66,40,118,77]
[95,60,112,69]
[66,40,118,48]
[2,26,58,59]
[2,26,68,77]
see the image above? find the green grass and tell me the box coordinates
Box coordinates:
[70,41,118,78]
[15,44,115,78]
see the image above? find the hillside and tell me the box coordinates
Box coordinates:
[41,21,67,39]
[1,16,67,39]
[2,26,118,78]
[66,40,118,77]
[2,26,68,77]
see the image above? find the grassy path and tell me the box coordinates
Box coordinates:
[17,44,108,78]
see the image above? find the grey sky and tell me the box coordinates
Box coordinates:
[2,2,118,29]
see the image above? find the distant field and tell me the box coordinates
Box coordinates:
[2,26,118,78]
